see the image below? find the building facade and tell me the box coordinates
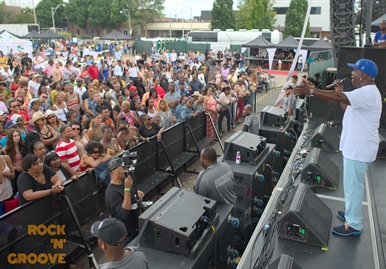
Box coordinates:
[273,0,331,37]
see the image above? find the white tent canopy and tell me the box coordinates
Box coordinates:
[0,31,33,55]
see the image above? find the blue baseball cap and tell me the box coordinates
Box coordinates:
[347,59,378,78]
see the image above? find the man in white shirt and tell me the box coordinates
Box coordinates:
[197,69,206,87]
[294,59,381,237]
[113,60,124,77]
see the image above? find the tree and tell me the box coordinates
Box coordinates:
[283,0,311,38]
[0,1,6,24]
[211,0,236,30]
[236,0,276,30]
[35,0,65,28]
[88,0,114,28]
[64,0,89,28]
[6,10,34,24]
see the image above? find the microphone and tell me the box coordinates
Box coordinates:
[327,77,350,88]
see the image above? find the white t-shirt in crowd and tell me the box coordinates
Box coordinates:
[340,84,382,162]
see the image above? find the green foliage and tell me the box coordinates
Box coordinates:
[211,0,236,30]
[65,0,164,30]
[283,0,310,38]
[0,1,6,24]
[35,0,65,28]
[236,0,276,30]
[64,0,89,28]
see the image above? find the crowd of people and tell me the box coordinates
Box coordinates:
[0,44,276,214]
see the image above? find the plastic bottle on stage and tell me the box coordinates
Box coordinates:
[236,151,241,164]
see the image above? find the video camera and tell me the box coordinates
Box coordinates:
[118,150,138,177]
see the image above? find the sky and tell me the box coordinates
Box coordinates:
[5,0,239,20]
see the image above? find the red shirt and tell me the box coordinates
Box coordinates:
[154,85,166,99]
[88,66,99,80]
[8,110,30,122]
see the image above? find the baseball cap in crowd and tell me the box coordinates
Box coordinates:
[301,75,307,78]
[4,120,19,129]
[292,75,298,80]
[107,157,123,172]
[347,59,378,78]
[91,218,127,246]
[104,92,113,100]
[129,85,137,92]
[0,81,6,87]
[286,85,293,90]
[0,111,4,116]
[10,114,21,122]
[29,98,41,109]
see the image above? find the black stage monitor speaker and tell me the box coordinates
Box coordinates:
[308,96,344,122]
[311,123,341,152]
[138,187,217,255]
[261,106,288,126]
[301,148,339,190]
[277,183,332,248]
[224,131,267,164]
[268,254,303,269]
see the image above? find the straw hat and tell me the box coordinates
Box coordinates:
[28,111,46,124]
[45,109,57,118]
[192,91,202,97]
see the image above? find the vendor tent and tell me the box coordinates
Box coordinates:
[371,13,386,32]
[242,35,274,48]
[0,31,33,55]
[274,35,299,49]
[37,30,64,39]
[22,30,41,39]
[306,38,332,50]
[100,30,133,40]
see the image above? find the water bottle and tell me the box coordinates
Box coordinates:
[236,151,241,164]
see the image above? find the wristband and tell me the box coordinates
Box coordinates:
[124,188,131,191]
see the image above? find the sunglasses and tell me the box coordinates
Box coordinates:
[39,118,45,121]
[146,118,152,121]
[119,126,128,131]
[42,96,48,99]
[93,150,100,154]
[72,127,80,131]
[11,105,20,108]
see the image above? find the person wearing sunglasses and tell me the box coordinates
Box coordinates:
[8,99,30,123]
[178,96,199,123]
[138,114,164,142]
[45,151,82,184]
[70,121,89,158]
[117,118,148,150]
[79,141,111,172]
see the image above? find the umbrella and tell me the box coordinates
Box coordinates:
[22,30,41,39]
[100,30,133,40]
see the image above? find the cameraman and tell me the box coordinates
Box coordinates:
[105,157,144,245]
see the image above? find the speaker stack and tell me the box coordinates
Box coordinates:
[329,0,355,63]
[223,131,277,231]
[259,106,294,173]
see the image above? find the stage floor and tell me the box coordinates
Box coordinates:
[238,121,386,269]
